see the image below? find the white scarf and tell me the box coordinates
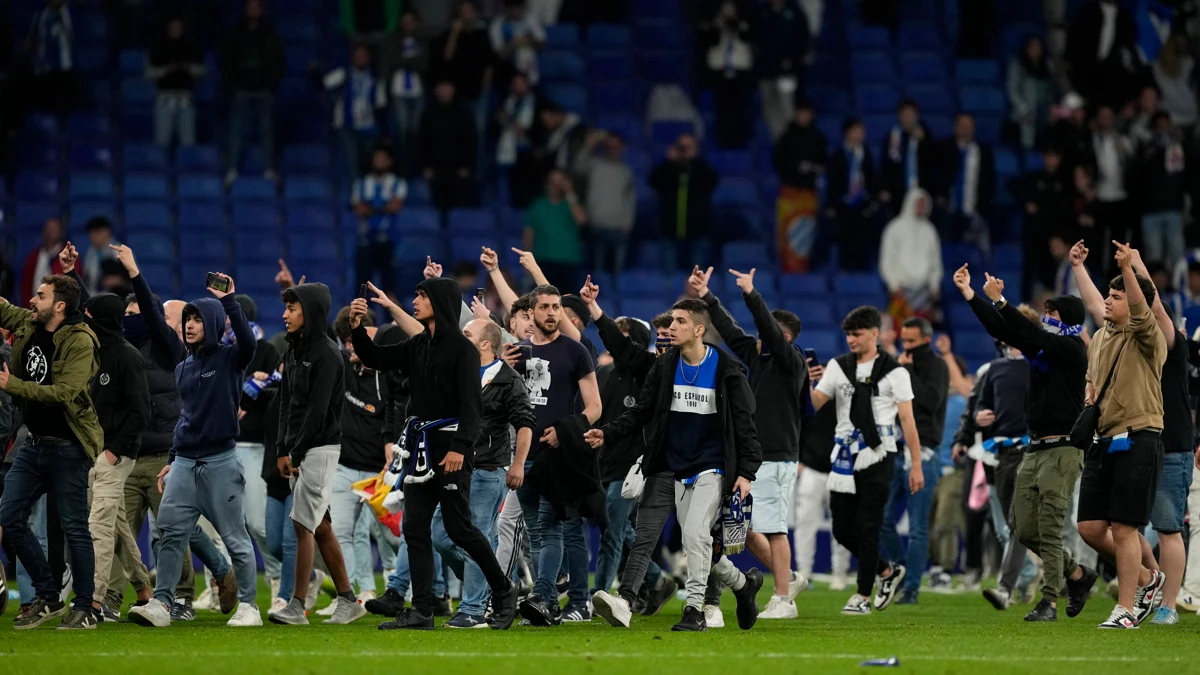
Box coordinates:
[496,94,536,166]
[960,142,980,215]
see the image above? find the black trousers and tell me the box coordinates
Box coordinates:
[403,435,510,616]
[830,457,894,597]
[617,472,675,604]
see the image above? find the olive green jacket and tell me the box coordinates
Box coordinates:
[0,302,103,459]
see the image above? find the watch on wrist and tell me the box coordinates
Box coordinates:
[992,295,1007,309]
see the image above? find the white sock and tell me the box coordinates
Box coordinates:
[731,574,746,591]
[773,594,788,602]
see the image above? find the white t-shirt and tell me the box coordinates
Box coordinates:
[815,356,914,453]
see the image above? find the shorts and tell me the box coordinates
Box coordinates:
[289,445,341,533]
[1150,451,1194,534]
[751,461,799,534]
[1077,430,1163,527]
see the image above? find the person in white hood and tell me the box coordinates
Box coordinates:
[880,188,942,317]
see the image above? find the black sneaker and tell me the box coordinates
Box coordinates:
[490,580,519,631]
[14,598,67,630]
[671,606,707,632]
[170,601,196,622]
[433,595,454,617]
[642,577,679,617]
[57,607,98,630]
[733,568,764,630]
[445,612,487,629]
[873,563,907,611]
[365,588,406,617]
[377,607,434,630]
[99,604,121,623]
[557,574,570,601]
[519,593,557,627]
[1065,566,1098,618]
[896,588,919,605]
[1024,599,1057,622]
[561,603,591,622]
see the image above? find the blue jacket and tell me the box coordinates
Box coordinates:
[172,295,257,460]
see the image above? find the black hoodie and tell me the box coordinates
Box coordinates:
[903,343,949,448]
[278,283,344,465]
[86,293,151,459]
[234,294,282,445]
[341,349,388,472]
[126,273,185,454]
[351,277,483,458]
[593,315,652,482]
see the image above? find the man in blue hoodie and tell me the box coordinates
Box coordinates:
[129,273,261,628]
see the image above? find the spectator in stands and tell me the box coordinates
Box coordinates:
[147,18,204,149]
[352,147,407,297]
[753,0,810,140]
[432,1,495,167]
[703,0,754,149]
[1006,35,1057,151]
[826,118,880,271]
[1090,104,1133,274]
[489,0,545,85]
[391,10,428,177]
[1152,34,1197,131]
[496,72,539,207]
[650,133,720,272]
[320,45,388,180]
[773,101,827,191]
[881,100,936,211]
[880,189,942,322]
[1048,92,1093,174]
[221,0,285,185]
[574,129,636,278]
[937,113,995,243]
[339,0,401,76]
[1020,147,1072,294]
[25,0,79,114]
[1136,111,1187,268]
[20,218,66,304]
[522,169,586,290]
[420,80,478,212]
[82,216,119,294]
[533,102,586,179]
[1047,234,1081,297]
[527,0,561,26]
[1126,85,1160,146]
[1072,165,1100,271]
[1065,0,1142,109]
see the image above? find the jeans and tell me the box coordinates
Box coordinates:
[0,441,94,610]
[594,480,636,593]
[1141,211,1185,267]
[830,456,894,597]
[617,472,674,604]
[562,517,590,607]
[589,228,630,279]
[386,535,448,598]
[879,451,943,593]
[660,238,711,273]
[15,495,48,605]
[463,96,489,175]
[393,96,424,175]
[517,460,563,600]
[154,94,196,147]
[265,495,299,600]
[235,443,279,579]
[226,90,275,173]
[431,467,507,617]
[153,450,257,605]
[331,465,380,595]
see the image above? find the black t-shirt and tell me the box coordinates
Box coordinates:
[516,334,594,460]
[20,329,77,443]
[1161,332,1192,452]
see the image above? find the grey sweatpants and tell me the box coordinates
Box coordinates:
[676,473,746,610]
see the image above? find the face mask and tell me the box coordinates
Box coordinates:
[1041,315,1083,336]
[123,313,150,346]
[655,336,672,356]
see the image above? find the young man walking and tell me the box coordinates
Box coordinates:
[348,277,520,630]
[269,282,365,626]
[585,299,764,632]
[809,306,923,616]
[129,273,262,628]
[0,275,103,629]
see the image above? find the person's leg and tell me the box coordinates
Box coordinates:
[617,472,675,604]
[1164,210,1185,268]
[877,456,907,563]
[139,454,197,603]
[594,481,634,593]
[15,496,48,607]
[1141,213,1165,265]
[154,96,173,147]
[902,454,941,593]
[494,490,525,581]
[1182,466,1200,601]
[853,459,895,598]
[751,461,799,597]
[226,91,249,174]
[259,92,276,173]
[235,443,278,581]
[265,495,285,600]
[516,477,544,579]
[351,496,375,595]
[1112,522,1145,610]
[1150,451,1192,609]
[562,518,589,607]
[674,480,710,609]
[0,446,56,604]
[47,444,95,610]
[430,505,465,580]
[178,99,196,146]
[1036,446,1083,603]
[385,534,412,597]
[194,452,258,606]
[329,464,366,594]
[533,496,564,601]
[457,468,507,618]
[791,468,824,577]
[401,478,439,615]
[151,456,204,606]
[88,455,137,608]
[436,463,511,599]
[1005,453,1040,593]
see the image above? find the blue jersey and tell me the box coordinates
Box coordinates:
[665,346,724,479]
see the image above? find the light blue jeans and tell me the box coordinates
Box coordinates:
[265,494,299,600]
[879,451,942,593]
[154,94,196,147]
[562,518,590,607]
[1141,211,1185,267]
[431,467,507,617]
[517,460,563,600]
[15,495,47,605]
[331,465,379,595]
[153,450,258,605]
[235,443,279,579]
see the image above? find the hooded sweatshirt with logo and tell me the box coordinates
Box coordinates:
[351,277,483,458]
[232,293,282,445]
[278,283,343,466]
[172,294,257,460]
[85,293,151,459]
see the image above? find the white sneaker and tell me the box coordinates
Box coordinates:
[841,594,872,615]
[270,597,288,614]
[323,597,367,625]
[703,604,725,628]
[305,570,326,612]
[316,598,339,617]
[357,590,377,604]
[227,603,263,627]
[592,591,632,628]
[194,587,218,612]
[129,598,172,627]
[787,572,809,602]
[383,568,395,581]
[1175,592,1199,613]
[759,595,798,619]
[829,574,848,592]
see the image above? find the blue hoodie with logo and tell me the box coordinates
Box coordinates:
[171,294,257,460]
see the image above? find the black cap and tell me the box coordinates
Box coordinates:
[560,295,592,328]
[1045,295,1085,327]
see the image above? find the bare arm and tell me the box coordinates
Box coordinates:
[1130,248,1176,348]
[577,372,602,425]
[809,388,830,411]
[1069,240,1107,326]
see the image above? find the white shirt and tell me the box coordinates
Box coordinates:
[816,356,914,454]
[1098,1,1117,60]
[1093,132,1127,201]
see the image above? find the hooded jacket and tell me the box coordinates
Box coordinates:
[172,294,257,460]
[593,314,652,482]
[127,272,186,455]
[880,189,942,295]
[234,293,282,445]
[351,277,483,457]
[86,293,151,459]
[477,359,535,470]
[341,352,387,473]
[278,283,343,466]
[903,343,949,448]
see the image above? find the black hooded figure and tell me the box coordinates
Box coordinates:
[85,293,151,462]
[349,277,520,630]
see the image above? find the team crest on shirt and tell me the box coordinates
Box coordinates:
[623,395,636,407]
[24,346,48,384]
[99,373,110,386]
[523,357,551,406]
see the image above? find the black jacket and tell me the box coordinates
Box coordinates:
[278,283,344,464]
[827,144,879,207]
[478,360,535,470]
[649,158,720,240]
[593,313,654,482]
[352,277,483,458]
[376,324,409,442]
[602,346,762,493]
[530,413,606,522]
[703,289,806,463]
[773,122,827,191]
[85,293,151,458]
[1136,135,1187,214]
[236,294,282,445]
[880,125,938,200]
[937,139,996,213]
[420,99,477,176]
[903,344,949,448]
[974,356,1030,440]
[340,353,388,472]
[967,295,1088,442]
[753,1,809,78]
[220,16,284,92]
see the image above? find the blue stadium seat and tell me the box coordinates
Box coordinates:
[276,17,320,44]
[15,202,62,231]
[588,51,634,79]
[851,51,897,82]
[77,46,108,73]
[785,299,838,327]
[905,84,956,116]
[118,49,146,75]
[713,178,759,207]
[863,115,895,147]
[68,200,117,228]
[587,23,632,47]
[17,143,62,170]
[125,232,175,259]
[394,207,440,234]
[616,270,668,297]
[926,114,954,138]
[231,203,282,231]
[974,115,1003,145]
[176,145,221,172]
[68,143,115,170]
[901,51,947,82]
[178,201,225,229]
[447,209,496,234]
[592,113,641,144]
[67,114,113,139]
[123,143,168,171]
[16,172,62,200]
[282,145,332,174]
[235,264,281,287]
[542,84,588,114]
[285,204,336,233]
[955,60,1000,84]
[123,172,169,199]
[640,51,688,83]
[846,24,891,50]
[120,78,156,105]
[856,85,901,115]
[69,172,115,199]
[450,236,493,265]
[621,299,665,321]
[234,233,283,259]
[138,263,178,296]
[230,177,277,201]
[993,243,1022,269]
[780,274,829,295]
[959,86,1006,115]
[898,22,943,51]
[283,177,332,201]
[709,150,754,176]
[405,180,432,206]
[801,330,845,356]
[994,147,1020,176]
[545,24,580,49]
[124,201,172,230]
[721,242,770,269]
[25,113,61,138]
[591,81,638,114]
[541,51,585,81]
[806,86,850,118]
[177,174,223,200]
[179,234,228,261]
[835,273,883,295]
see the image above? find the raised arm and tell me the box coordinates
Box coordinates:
[57,242,90,304]
[481,247,521,318]
[349,298,414,373]
[1129,247,1176,348]
[737,269,801,375]
[688,265,755,363]
[953,263,1022,347]
[211,276,256,370]
[582,278,656,381]
[1069,240,1107,326]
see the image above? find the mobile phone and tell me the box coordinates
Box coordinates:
[206,272,231,293]
[476,287,486,302]
[358,284,369,300]
[804,348,819,365]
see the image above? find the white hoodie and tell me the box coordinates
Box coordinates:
[879,188,943,295]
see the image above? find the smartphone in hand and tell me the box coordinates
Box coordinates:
[206,272,231,293]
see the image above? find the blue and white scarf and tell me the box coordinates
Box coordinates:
[391,417,460,485]
[828,426,894,494]
[1103,431,1132,453]
[1029,317,1082,373]
[713,491,752,557]
[968,435,1028,467]
[222,321,263,346]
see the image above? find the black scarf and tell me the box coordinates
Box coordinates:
[834,350,902,449]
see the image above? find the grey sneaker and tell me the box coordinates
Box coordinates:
[57,608,98,630]
[14,598,67,630]
[170,601,196,622]
[268,599,309,625]
[323,598,367,625]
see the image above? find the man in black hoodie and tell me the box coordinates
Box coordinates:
[348,277,520,630]
[220,0,285,183]
[772,101,827,193]
[269,283,363,626]
[82,293,150,619]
